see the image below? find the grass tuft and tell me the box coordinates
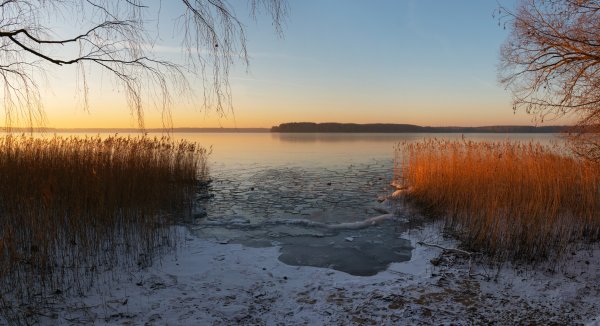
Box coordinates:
[396,139,600,261]
[0,134,208,323]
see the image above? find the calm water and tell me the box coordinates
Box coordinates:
[178,132,558,276]
[180,132,559,168]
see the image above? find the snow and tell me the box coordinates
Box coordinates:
[589,317,600,326]
[18,222,600,325]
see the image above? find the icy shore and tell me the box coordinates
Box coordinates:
[22,222,600,325]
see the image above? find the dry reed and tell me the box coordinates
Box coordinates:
[0,134,209,323]
[396,139,600,261]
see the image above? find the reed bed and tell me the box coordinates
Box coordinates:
[396,139,600,261]
[0,135,209,322]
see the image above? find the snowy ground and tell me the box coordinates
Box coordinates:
[20,222,599,325]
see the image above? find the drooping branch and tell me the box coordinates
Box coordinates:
[0,0,287,129]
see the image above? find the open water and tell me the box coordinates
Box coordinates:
[180,132,558,276]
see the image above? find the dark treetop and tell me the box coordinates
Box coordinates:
[271,122,569,133]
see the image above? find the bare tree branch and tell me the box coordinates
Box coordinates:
[0,0,287,129]
[499,0,600,160]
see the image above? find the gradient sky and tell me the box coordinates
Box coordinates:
[33,0,575,128]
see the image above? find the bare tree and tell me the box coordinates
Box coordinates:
[498,0,600,160]
[0,0,287,129]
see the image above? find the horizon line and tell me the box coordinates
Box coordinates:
[0,123,573,133]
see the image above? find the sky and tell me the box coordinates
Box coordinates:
[31,0,575,128]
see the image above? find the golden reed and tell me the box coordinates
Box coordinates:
[396,139,600,261]
[0,135,208,322]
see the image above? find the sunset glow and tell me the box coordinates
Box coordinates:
[10,0,575,129]
[3,1,600,324]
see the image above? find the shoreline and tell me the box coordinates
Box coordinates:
[23,221,600,325]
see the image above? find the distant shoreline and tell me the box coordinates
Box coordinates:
[0,123,572,134]
[270,122,570,133]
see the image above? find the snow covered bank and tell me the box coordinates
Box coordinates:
[17,222,598,325]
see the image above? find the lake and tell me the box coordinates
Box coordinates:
[176,132,559,276]
[17,131,559,275]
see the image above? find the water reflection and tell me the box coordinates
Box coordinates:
[271,132,559,144]
[272,132,425,143]
[186,132,561,276]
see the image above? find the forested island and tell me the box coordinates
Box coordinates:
[271,122,569,133]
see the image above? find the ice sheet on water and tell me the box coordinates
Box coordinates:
[193,159,415,275]
[193,212,416,276]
